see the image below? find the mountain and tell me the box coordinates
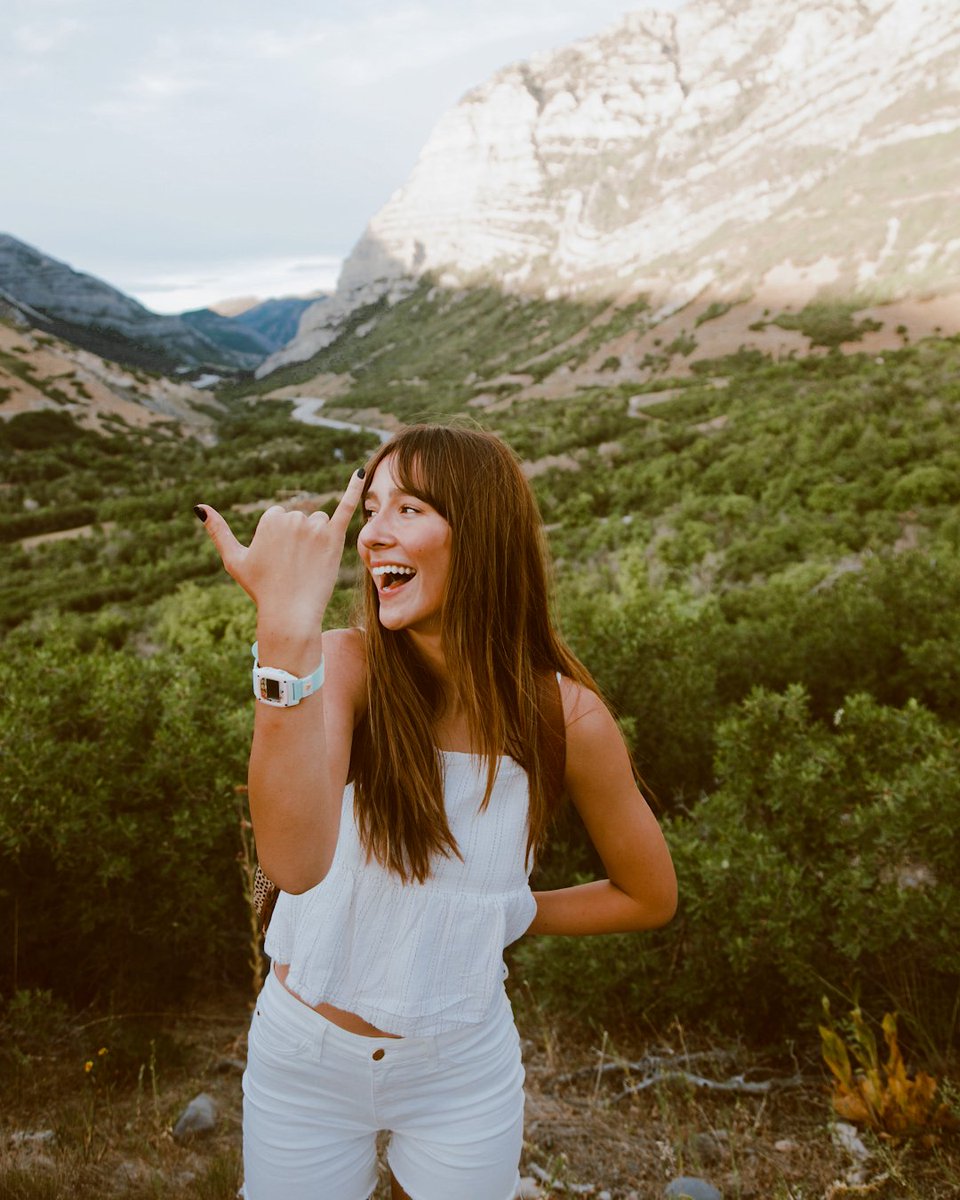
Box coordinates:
[179,307,276,362]
[0,235,263,374]
[263,0,960,378]
[0,309,221,436]
[232,297,316,348]
[181,297,315,360]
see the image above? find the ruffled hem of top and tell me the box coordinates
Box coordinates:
[263,863,537,1038]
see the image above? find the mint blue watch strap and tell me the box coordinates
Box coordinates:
[251,642,325,705]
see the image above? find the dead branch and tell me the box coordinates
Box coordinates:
[551,1048,739,1087]
[612,1069,807,1102]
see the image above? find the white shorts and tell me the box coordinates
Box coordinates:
[242,968,525,1200]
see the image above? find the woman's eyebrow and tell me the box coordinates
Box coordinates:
[366,481,426,502]
[363,484,405,504]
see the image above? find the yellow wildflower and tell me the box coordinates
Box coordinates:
[84,1060,94,1073]
[97,1046,108,1057]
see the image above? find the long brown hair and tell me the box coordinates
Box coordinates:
[350,423,598,883]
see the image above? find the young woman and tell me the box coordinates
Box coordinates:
[196,424,677,1200]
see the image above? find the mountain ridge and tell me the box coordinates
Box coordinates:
[0,235,316,376]
[0,234,258,374]
[263,0,960,379]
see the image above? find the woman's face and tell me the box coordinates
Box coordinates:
[357,455,452,639]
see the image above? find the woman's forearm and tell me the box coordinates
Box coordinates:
[247,628,341,894]
[527,878,677,936]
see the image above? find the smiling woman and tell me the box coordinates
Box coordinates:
[195,423,676,1200]
[359,457,451,640]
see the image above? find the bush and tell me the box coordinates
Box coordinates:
[516,686,960,1046]
[557,554,721,807]
[774,303,884,348]
[0,409,93,451]
[0,620,252,1006]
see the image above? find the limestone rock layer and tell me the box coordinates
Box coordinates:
[266,0,960,374]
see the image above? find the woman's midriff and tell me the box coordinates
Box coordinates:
[273,962,403,1038]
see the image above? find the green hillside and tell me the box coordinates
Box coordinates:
[2,289,959,1058]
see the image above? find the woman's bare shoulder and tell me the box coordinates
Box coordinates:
[556,676,627,768]
[557,675,608,729]
[322,628,368,711]
[323,625,366,660]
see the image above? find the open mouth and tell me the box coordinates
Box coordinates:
[371,565,418,593]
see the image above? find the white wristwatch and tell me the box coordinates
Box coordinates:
[251,641,325,707]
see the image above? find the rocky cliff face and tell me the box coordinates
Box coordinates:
[265,0,960,374]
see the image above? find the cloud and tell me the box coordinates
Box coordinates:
[119,253,343,313]
[5,0,680,303]
[231,2,634,87]
[13,17,82,55]
[126,70,206,100]
[84,1,645,125]
[91,63,208,119]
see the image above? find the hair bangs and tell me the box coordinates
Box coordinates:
[360,427,460,523]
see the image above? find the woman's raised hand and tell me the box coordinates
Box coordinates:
[195,469,366,634]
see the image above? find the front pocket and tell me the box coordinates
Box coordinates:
[435,1004,521,1076]
[249,1004,313,1059]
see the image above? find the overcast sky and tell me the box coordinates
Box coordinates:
[2,0,685,313]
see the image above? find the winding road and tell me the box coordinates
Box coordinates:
[288,397,393,444]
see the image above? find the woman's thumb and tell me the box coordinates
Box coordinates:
[193,504,245,576]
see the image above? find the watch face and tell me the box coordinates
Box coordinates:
[263,677,282,702]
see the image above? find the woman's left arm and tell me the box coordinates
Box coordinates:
[527,685,678,936]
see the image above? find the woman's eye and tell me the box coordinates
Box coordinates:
[363,509,376,521]
[399,504,420,515]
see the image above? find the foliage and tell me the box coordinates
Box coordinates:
[556,553,720,805]
[0,408,100,451]
[695,300,737,327]
[517,686,960,1046]
[820,1002,957,1140]
[0,614,253,1004]
[4,287,960,1055]
[772,301,884,347]
[666,330,697,356]
[0,397,374,631]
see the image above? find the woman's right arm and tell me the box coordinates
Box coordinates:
[196,471,366,893]
[246,626,365,892]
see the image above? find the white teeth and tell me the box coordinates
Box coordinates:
[371,565,416,576]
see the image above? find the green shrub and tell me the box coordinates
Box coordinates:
[773,302,883,348]
[889,465,958,509]
[715,551,960,724]
[557,554,721,806]
[695,301,735,328]
[666,330,697,356]
[516,686,960,1046]
[0,620,252,1006]
[0,409,93,451]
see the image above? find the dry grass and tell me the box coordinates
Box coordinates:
[2,990,957,1200]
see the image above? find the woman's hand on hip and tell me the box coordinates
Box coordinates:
[194,469,366,630]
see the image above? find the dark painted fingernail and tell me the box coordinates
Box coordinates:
[193,505,207,523]
[356,467,365,479]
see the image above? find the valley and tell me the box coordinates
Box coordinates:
[2,0,959,1194]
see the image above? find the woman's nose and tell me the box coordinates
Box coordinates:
[359,512,394,548]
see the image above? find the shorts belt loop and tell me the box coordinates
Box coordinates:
[312,1012,329,1057]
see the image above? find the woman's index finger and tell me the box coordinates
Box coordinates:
[328,468,367,536]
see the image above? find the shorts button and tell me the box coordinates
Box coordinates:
[372,1048,385,1061]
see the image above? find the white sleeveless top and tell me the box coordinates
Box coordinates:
[264,751,537,1036]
